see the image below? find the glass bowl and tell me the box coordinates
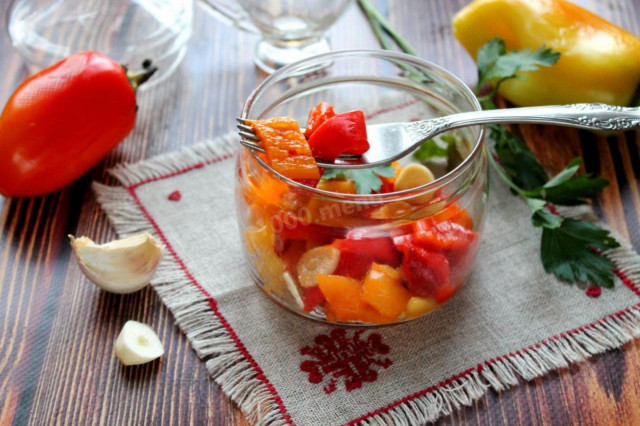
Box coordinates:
[236,50,487,325]
[6,0,193,88]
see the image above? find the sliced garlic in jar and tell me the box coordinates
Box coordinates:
[394,163,435,204]
[69,232,164,294]
[283,271,304,310]
[114,320,164,366]
[297,245,340,288]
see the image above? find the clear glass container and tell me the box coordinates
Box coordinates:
[6,0,193,88]
[199,0,352,73]
[236,50,488,325]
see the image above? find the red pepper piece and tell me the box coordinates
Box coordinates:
[396,241,451,298]
[302,286,326,312]
[275,221,346,248]
[413,219,477,251]
[333,250,373,280]
[433,282,459,304]
[332,237,401,280]
[392,233,413,252]
[306,110,369,161]
[378,175,395,193]
[304,102,336,138]
[293,178,320,189]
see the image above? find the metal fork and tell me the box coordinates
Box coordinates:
[238,103,640,169]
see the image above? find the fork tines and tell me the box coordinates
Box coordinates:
[236,118,265,153]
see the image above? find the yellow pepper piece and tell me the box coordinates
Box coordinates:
[244,225,287,297]
[453,0,640,106]
[404,296,439,319]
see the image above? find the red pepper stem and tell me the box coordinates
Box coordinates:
[127,60,158,92]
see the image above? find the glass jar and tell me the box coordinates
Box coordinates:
[6,0,193,88]
[236,50,487,325]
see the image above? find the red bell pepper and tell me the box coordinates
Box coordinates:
[395,239,451,298]
[412,219,477,251]
[0,51,157,197]
[332,236,401,280]
[306,110,370,161]
[304,102,336,138]
[302,286,326,312]
[275,220,347,248]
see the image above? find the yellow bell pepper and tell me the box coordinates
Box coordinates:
[452,0,640,106]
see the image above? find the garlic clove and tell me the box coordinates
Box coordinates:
[69,232,164,294]
[283,271,304,311]
[394,163,435,204]
[297,245,340,288]
[114,320,164,366]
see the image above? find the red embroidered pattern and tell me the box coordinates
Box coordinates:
[168,190,182,201]
[300,329,392,394]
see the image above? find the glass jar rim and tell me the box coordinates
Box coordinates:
[240,49,485,202]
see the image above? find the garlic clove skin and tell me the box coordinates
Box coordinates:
[114,320,164,366]
[69,232,164,294]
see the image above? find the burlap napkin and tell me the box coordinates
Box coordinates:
[94,105,640,425]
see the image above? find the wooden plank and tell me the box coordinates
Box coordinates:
[0,0,638,424]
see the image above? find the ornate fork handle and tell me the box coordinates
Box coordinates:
[407,103,640,140]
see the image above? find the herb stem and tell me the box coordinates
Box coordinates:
[357,0,417,55]
[486,149,528,197]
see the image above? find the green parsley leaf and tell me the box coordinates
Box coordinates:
[477,38,561,93]
[526,158,609,205]
[476,38,505,80]
[321,165,395,194]
[413,138,448,162]
[538,215,620,288]
[530,207,563,229]
[320,169,347,180]
[490,124,548,191]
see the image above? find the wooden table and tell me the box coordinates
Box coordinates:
[1,0,639,424]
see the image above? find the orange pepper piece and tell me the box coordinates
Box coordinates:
[248,117,321,180]
[316,274,394,324]
[361,263,411,319]
[430,203,474,229]
[315,179,357,194]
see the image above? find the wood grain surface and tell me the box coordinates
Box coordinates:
[1,0,639,424]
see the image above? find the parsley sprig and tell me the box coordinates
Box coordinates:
[321,166,395,194]
[476,38,560,107]
[357,0,621,288]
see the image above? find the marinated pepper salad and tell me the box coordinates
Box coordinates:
[239,102,480,324]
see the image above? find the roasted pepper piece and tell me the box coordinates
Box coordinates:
[304,101,336,138]
[248,117,321,180]
[453,0,640,106]
[316,274,394,324]
[306,110,370,161]
[332,236,401,280]
[361,263,411,319]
